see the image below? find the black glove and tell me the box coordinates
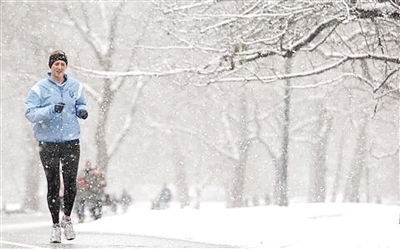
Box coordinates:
[78,109,88,119]
[54,103,65,113]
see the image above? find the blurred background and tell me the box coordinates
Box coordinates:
[1,1,399,213]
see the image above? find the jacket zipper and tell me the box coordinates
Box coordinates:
[59,86,64,142]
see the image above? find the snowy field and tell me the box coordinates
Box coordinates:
[75,202,400,248]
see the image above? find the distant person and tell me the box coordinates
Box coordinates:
[159,184,172,209]
[87,167,107,220]
[252,196,259,206]
[120,189,132,213]
[75,161,107,221]
[104,193,118,213]
[24,50,88,243]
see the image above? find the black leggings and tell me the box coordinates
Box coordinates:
[39,140,80,224]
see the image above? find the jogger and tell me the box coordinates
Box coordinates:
[25,50,88,243]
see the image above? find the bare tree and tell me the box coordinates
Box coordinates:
[152,0,399,206]
[64,2,145,172]
[3,0,399,209]
[308,103,333,203]
[228,89,250,207]
[344,112,369,202]
[172,134,190,208]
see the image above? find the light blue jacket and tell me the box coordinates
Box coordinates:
[25,73,87,143]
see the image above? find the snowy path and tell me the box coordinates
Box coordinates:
[76,202,400,248]
[2,203,399,248]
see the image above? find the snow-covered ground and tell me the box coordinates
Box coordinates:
[75,202,400,248]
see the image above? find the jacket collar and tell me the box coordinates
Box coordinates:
[47,72,68,86]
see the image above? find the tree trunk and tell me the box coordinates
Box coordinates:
[274,58,292,207]
[274,156,288,206]
[95,80,114,172]
[173,136,190,208]
[23,131,41,211]
[231,90,249,208]
[309,106,332,203]
[344,114,368,202]
[331,128,346,202]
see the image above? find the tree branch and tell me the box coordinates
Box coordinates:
[209,57,349,84]
[285,16,345,57]
[107,79,144,156]
[351,6,400,20]
[373,67,400,93]
[371,145,399,159]
[73,65,208,78]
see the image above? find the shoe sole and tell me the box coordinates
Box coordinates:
[64,231,75,240]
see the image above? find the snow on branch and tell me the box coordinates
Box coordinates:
[132,44,218,52]
[237,17,345,62]
[73,65,207,78]
[210,53,400,84]
[286,16,345,57]
[200,6,313,33]
[107,80,144,156]
[81,81,102,104]
[389,0,400,11]
[160,0,215,14]
[374,87,400,99]
[371,146,399,159]
[329,52,400,64]
[196,7,314,19]
[290,73,374,90]
[64,6,106,56]
[208,57,349,84]
[373,67,399,93]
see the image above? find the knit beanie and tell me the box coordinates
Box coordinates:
[48,50,68,68]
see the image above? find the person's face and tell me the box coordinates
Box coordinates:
[51,60,67,80]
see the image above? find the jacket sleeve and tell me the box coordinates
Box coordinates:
[75,82,88,118]
[24,87,54,123]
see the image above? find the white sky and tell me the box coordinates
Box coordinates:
[74,202,400,248]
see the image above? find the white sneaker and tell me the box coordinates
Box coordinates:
[50,224,61,243]
[61,218,75,240]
